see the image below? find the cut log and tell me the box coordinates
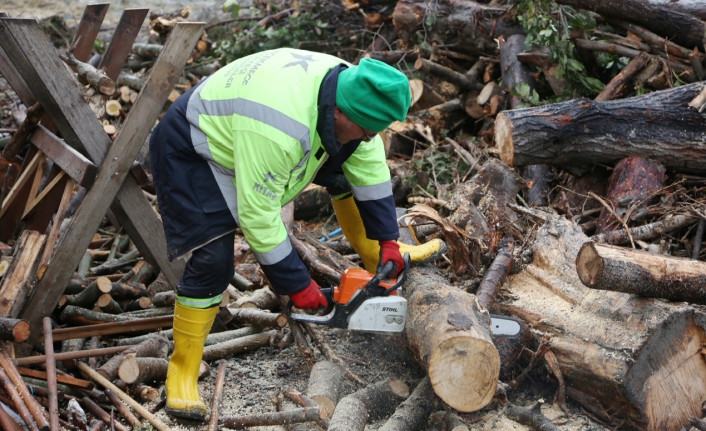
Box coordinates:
[60,53,115,96]
[475,238,513,309]
[506,403,561,431]
[152,291,176,308]
[500,34,537,109]
[328,379,410,431]
[495,82,706,175]
[405,266,500,412]
[556,0,706,49]
[220,407,322,429]
[409,79,445,111]
[305,360,342,419]
[493,214,706,430]
[97,281,147,299]
[591,214,696,245]
[118,357,169,384]
[414,59,483,92]
[233,286,278,310]
[226,307,288,328]
[0,317,30,342]
[577,242,706,304]
[96,293,124,314]
[595,157,665,234]
[96,333,169,381]
[522,165,552,207]
[377,377,436,431]
[642,0,706,19]
[59,337,85,369]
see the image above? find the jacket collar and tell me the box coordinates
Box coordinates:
[317,63,358,157]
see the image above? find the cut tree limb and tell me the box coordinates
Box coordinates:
[577,242,706,304]
[328,379,410,431]
[97,333,169,381]
[591,215,696,245]
[0,317,30,342]
[118,357,169,384]
[305,360,342,419]
[506,403,561,431]
[377,377,436,431]
[495,82,706,174]
[220,407,322,429]
[475,238,514,309]
[595,52,650,102]
[60,52,115,95]
[202,330,277,361]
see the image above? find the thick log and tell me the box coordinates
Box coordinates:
[522,165,552,207]
[409,79,446,112]
[305,360,342,419]
[556,0,706,49]
[595,157,665,234]
[59,279,104,309]
[377,377,436,431]
[493,214,706,430]
[152,291,176,308]
[96,293,124,314]
[642,0,706,19]
[202,330,277,361]
[96,333,169,381]
[118,357,169,384]
[405,266,499,411]
[97,281,147,299]
[328,379,410,431]
[577,242,706,303]
[500,34,536,109]
[495,82,706,174]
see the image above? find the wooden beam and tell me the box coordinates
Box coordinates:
[29,125,98,188]
[99,9,149,81]
[0,147,38,242]
[0,44,35,106]
[36,178,75,280]
[0,230,46,318]
[71,4,110,62]
[0,151,41,218]
[22,171,68,220]
[13,21,203,341]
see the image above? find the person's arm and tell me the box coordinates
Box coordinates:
[232,132,326,307]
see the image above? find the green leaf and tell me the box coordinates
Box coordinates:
[567,58,584,71]
[539,28,553,37]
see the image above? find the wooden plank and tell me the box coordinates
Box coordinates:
[29,125,98,188]
[99,9,149,81]
[22,171,67,220]
[71,4,110,62]
[0,44,35,106]
[0,230,46,318]
[23,153,47,215]
[36,178,75,281]
[18,22,203,340]
[0,151,41,218]
[0,147,38,242]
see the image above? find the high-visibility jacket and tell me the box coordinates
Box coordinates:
[182,48,398,294]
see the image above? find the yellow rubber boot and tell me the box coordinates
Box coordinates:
[165,302,218,420]
[331,196,447,273]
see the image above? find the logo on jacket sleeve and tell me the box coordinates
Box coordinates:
[253,172,278,200]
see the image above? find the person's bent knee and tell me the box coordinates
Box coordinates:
[178,233,235,301]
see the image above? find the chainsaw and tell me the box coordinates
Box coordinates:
[288,253,521,336]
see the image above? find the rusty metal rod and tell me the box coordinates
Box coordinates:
[44,316,173,342]
[15,345,131,366]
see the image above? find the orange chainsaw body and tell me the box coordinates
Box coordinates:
[333,268,398,305]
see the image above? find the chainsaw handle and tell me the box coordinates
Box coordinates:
[382,252,411,296]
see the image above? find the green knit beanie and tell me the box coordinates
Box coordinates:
[336,58,411,133]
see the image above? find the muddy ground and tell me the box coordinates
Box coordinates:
[0,1,611,429]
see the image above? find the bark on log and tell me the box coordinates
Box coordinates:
[493,213,706,430]
[377,377,436,431]
[152,291,176,308]
[105,388,142,428]
[60,53,115,96]
[59,337,85,369]
[202,330,277,361]
[577,242,706,304]
[414,58,484,91]
[500,34,537,109]
[328,379,410,431]
[226,307,288,328]
[0,230,46,318]
[405,266,500,412]
[0,360,39,431]
[643,0,706,19]
[118,357,169,384]
[506,403,561,431]
[306,360,342,419]
[220,407,322,429]
[556,0,706,49]
[495,82,706,174]
[96,293,124,314]
[409,79,446,112]
[98,281,147,299]
[59,279,104,309]
[595,52,650,102]
[595,157,665,234]
[233,286,278,310]
[475,238,514,309]
[96,333,169,381]
[80,397,130,431]
[522,165,552,207]
[591,214,696,245]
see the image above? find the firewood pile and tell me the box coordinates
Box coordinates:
[1,0,706,430]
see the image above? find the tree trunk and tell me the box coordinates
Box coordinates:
[595,157,665,234]
[495,82,706,175]
[306,361,342,419]
[405,266,500,412]
[0,317,29,342]
[643,0,706,19]
[577,242,706,304]
[493,213,706,431]
[555,0,706,49]
[500,34,537,109]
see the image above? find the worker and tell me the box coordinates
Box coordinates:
[149,48,446,420]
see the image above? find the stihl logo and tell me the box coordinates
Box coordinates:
[382,307,397,312]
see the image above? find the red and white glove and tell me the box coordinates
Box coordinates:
[290,279,328,309]
[378,240,404,277]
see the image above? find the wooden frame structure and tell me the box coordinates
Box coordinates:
[0,5,202,345]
